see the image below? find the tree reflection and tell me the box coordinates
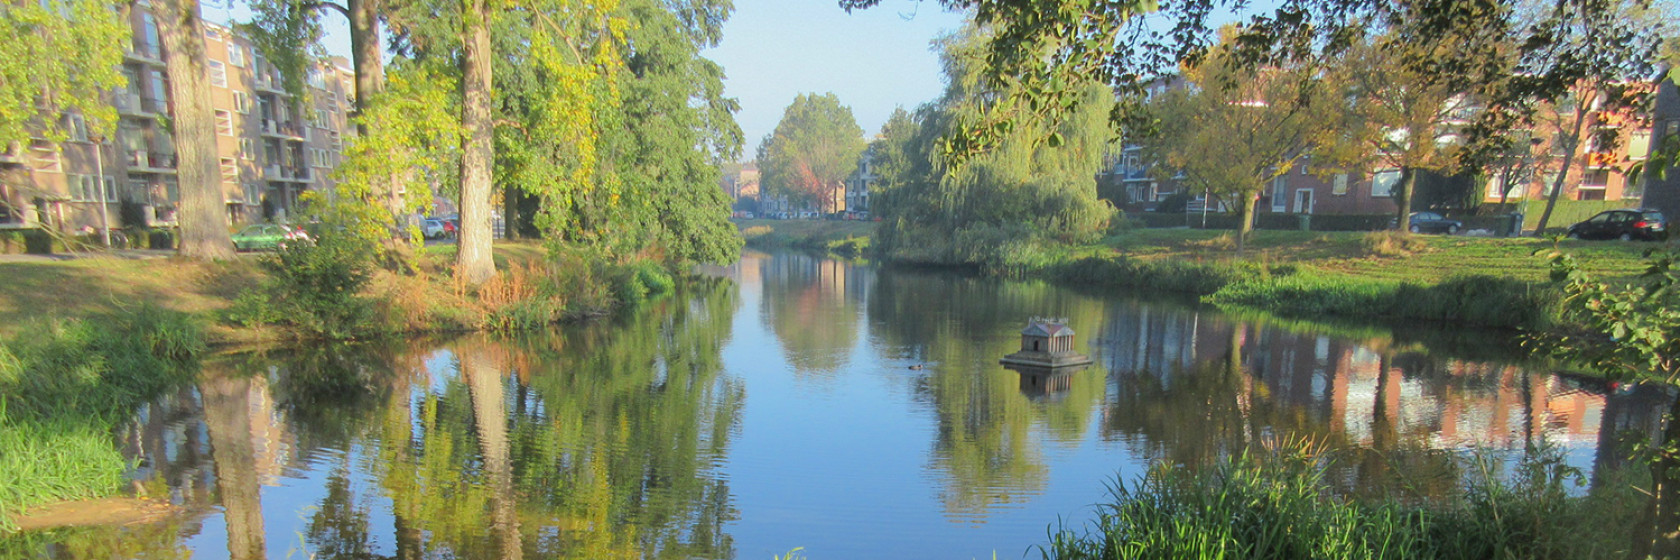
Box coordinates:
[359,277,744,559]
[759,253,863,377]
[866,266,1107,517]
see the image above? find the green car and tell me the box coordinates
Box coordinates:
[231,224,309,251]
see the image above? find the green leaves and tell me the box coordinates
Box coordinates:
[0,0,128,147]
[1533,247,1680,387]
[756,92,866,212]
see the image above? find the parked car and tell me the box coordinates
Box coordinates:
[1566,209,1668,241]
[422,219,448,239]
[1410,212,1462,234]
[232,223,309,251]
[443,219,458,237]
[1393,212,1462,234]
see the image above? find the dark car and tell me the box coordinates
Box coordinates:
[1566,209,1668,241]
[1396,212,1462,234]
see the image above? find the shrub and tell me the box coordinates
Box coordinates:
[826,236,870,258]
[1360,230,1429,258]
[254,233,377,339]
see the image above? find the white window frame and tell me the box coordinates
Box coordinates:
[220,157,238,184]
[228,42,245,67]
[209,60,227,88]
[215,110,234,136]
[233,91,251,114]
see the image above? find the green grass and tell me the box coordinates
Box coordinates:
[0,306,204,530]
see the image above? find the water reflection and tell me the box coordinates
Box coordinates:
[6,252,1672,560]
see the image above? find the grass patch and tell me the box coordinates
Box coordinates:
[735,219,875,253]
[0,305,204,529]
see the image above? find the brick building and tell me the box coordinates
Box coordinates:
[0,8,357,234]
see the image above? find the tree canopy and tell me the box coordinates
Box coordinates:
[871,27,1114,271]
[756,92,866,214]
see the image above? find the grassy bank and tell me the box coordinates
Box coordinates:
[1041,444,1644,559]
[0,306,204,530]
[0,241,685,527]
[736,219,875,256]
[1043,229,1663,330]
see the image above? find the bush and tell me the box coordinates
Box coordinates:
[22,230,51,255]
[251,233,376,339]
[827,236,870,258]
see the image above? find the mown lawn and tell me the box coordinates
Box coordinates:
[1099,229,1665,285]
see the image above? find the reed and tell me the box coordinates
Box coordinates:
[1038,444,1641,560]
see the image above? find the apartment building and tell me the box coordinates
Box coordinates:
[1104,78,1653,217]
[0,7,357,234]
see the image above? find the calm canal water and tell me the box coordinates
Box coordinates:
[18,250,1674,559]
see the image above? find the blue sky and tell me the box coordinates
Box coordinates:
[704,0,967,159]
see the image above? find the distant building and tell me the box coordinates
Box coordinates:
[844,146,876,217]
[0,12,358,234]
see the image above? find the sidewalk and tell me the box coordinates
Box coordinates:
[0,249,178,263]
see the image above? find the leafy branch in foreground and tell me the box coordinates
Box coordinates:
[1528,245,1680,557]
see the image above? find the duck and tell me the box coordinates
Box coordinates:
[909,364,925,370]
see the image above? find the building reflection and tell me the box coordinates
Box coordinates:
[1092,300,1670,491]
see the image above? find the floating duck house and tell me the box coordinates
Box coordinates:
[1000,319,1093,369]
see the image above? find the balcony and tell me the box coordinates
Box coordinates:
[125,42,164,66]
[128,151,177,173]
[260,120,307,141]
[263,165,310,182]
[114,93,164,118]
[253,76,290,96]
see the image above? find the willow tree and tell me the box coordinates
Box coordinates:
[1144,32,1330,253]
[872,27,1114,269]
[0,0,127,148]
[155,0,235,259]
[756,93,865,214]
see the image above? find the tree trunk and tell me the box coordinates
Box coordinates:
[455,0,495,285]
[1632,395,1680,559]
[1536,97,1590,237]
[347,0,383,130]
[1394,167,1416,233]
[155,0,234,260]
[1236,189,1256,254]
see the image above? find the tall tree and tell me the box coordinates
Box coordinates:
[155,0,235,259]
[1317,10,1514,233]
[756,93,865,214]
[597,0,744,264]
[1144,32,1331,253]
[0,0,127,149]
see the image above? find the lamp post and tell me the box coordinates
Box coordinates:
[88,133,112,247]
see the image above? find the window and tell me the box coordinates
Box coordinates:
[215,110,234,136]
[30,141,61,172]
[1331,173,1349,196]
[1371,169,1401,197]
[209,60,227,87]
[244,183,262,205]
[1271,176,1287,210]
[228,42,245,67]
[239,138,255,160]
[234,91,251,114]
[220,157,238,183]
[1582,169,1611,187]
[103,176,117,201]
[65,114,88,142]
